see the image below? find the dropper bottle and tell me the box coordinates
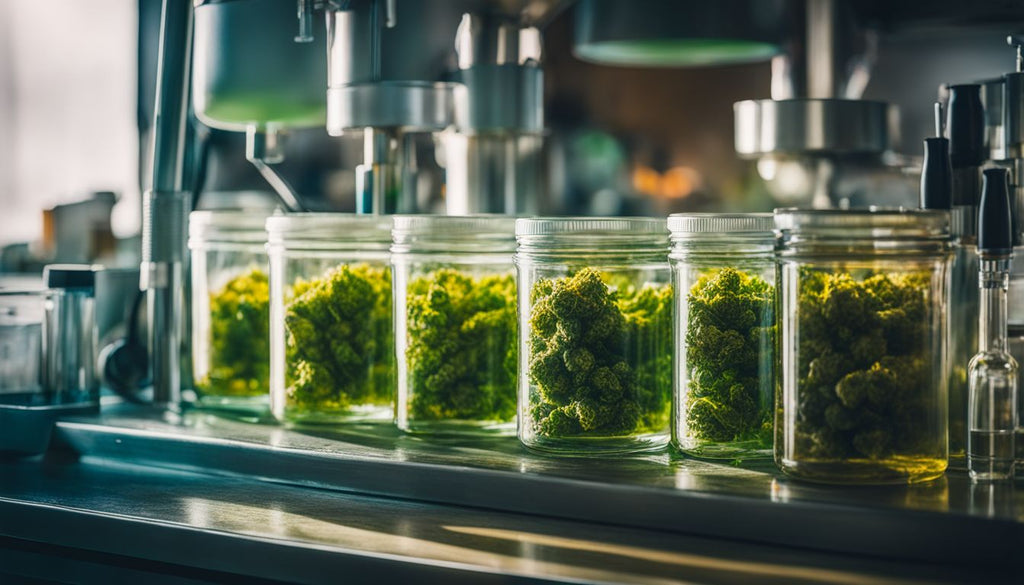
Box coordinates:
[938,92,983,469]
[968,167,1018,482]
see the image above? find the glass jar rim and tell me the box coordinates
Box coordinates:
[392,214,516,240]
[266,212,392,244]
[668,212,774,235]
[516,216,668,237]
[189,210,273,243]
[774,207,950,236]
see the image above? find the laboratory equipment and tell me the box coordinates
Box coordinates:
[42,265,100,408]
[0,289,45,399]
[734,0,894,207]
[967,167,1018,482]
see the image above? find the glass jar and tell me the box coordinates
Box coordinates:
[267,213,393,425]
[668,213,775,460]
[0,288,45,403]
[515,218,673,455]
[189,211,271,416]
[775,209,952,484]
[392,215,518,435]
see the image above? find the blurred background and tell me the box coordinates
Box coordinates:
[0,0,1020,271]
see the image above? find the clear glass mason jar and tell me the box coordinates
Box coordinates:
[775,209,952,484]
[267,213,394,425]
[515,217,673,455]
[189,210,272,416]
[392,215,518,435]
[668,213,775,461]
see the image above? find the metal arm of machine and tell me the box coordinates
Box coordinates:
[245,126,305,212]
[141,0,194,410]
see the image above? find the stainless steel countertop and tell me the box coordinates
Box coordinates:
[0,403,1021,583]
[0,456,1006,585]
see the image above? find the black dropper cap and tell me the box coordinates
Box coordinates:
[43,264,98,291]
[920,137,952,209]
[946,84,986,168]
[978,168,1013,254]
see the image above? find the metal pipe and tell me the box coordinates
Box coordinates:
[356,129,398,214]
[141,0,193,410]
[245,126,305,212]
[806,0,835,99]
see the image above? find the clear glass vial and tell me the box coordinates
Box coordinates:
[189,210,271,416]
[515,217,673,456]
[968,257,1018,481]
[392,215,518,435]
[267,213,394,425]
[775,209,952,484]
[668,213,775,461]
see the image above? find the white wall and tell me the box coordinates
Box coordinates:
[0,0,138,245]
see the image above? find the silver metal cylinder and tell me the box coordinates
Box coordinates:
[143,0,194,410]
[41,265,100,407]
[326,82,464,134]
[142,190,189,409]
[1004,71,1024,160]
[734,98,891,157]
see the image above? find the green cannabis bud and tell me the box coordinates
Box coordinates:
[684,267,774,446]
[527,268,672,438]
[406,269,517,422]
[284,263,393,413]
[792,270,933,460]
[199,267,270,397]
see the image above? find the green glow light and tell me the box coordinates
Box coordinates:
[575,39,780,67]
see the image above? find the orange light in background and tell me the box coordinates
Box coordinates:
[632,165,702,199]
[632,165,661,196]
[661,166,700,199]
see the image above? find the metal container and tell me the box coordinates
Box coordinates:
[193,0,328,131]
[0,289,45,400]
[774,209,952,484]
[42,265,100,407]
[515,217,672,455]
[392,215,517,435]
[267,214,393,425]
[668,213,775,461]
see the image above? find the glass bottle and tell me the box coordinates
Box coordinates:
[775,209,952,484]
[968,167,1018,481]
[267,213,394,425]
[516,217,672,456]
[392,215,518,435]
[189,210,272,417]
[668,213,775,461]
[968,257,1018,480]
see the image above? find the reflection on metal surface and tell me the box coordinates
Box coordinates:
[769,477,952,515]
[969,482,1017,519]
[443,526,936,585]
[178,499,699,585]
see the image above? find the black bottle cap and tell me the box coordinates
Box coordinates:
[920,137,952,209]
[43,264,98,291]
[978,168,1013,253]
[946,84,986,168]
